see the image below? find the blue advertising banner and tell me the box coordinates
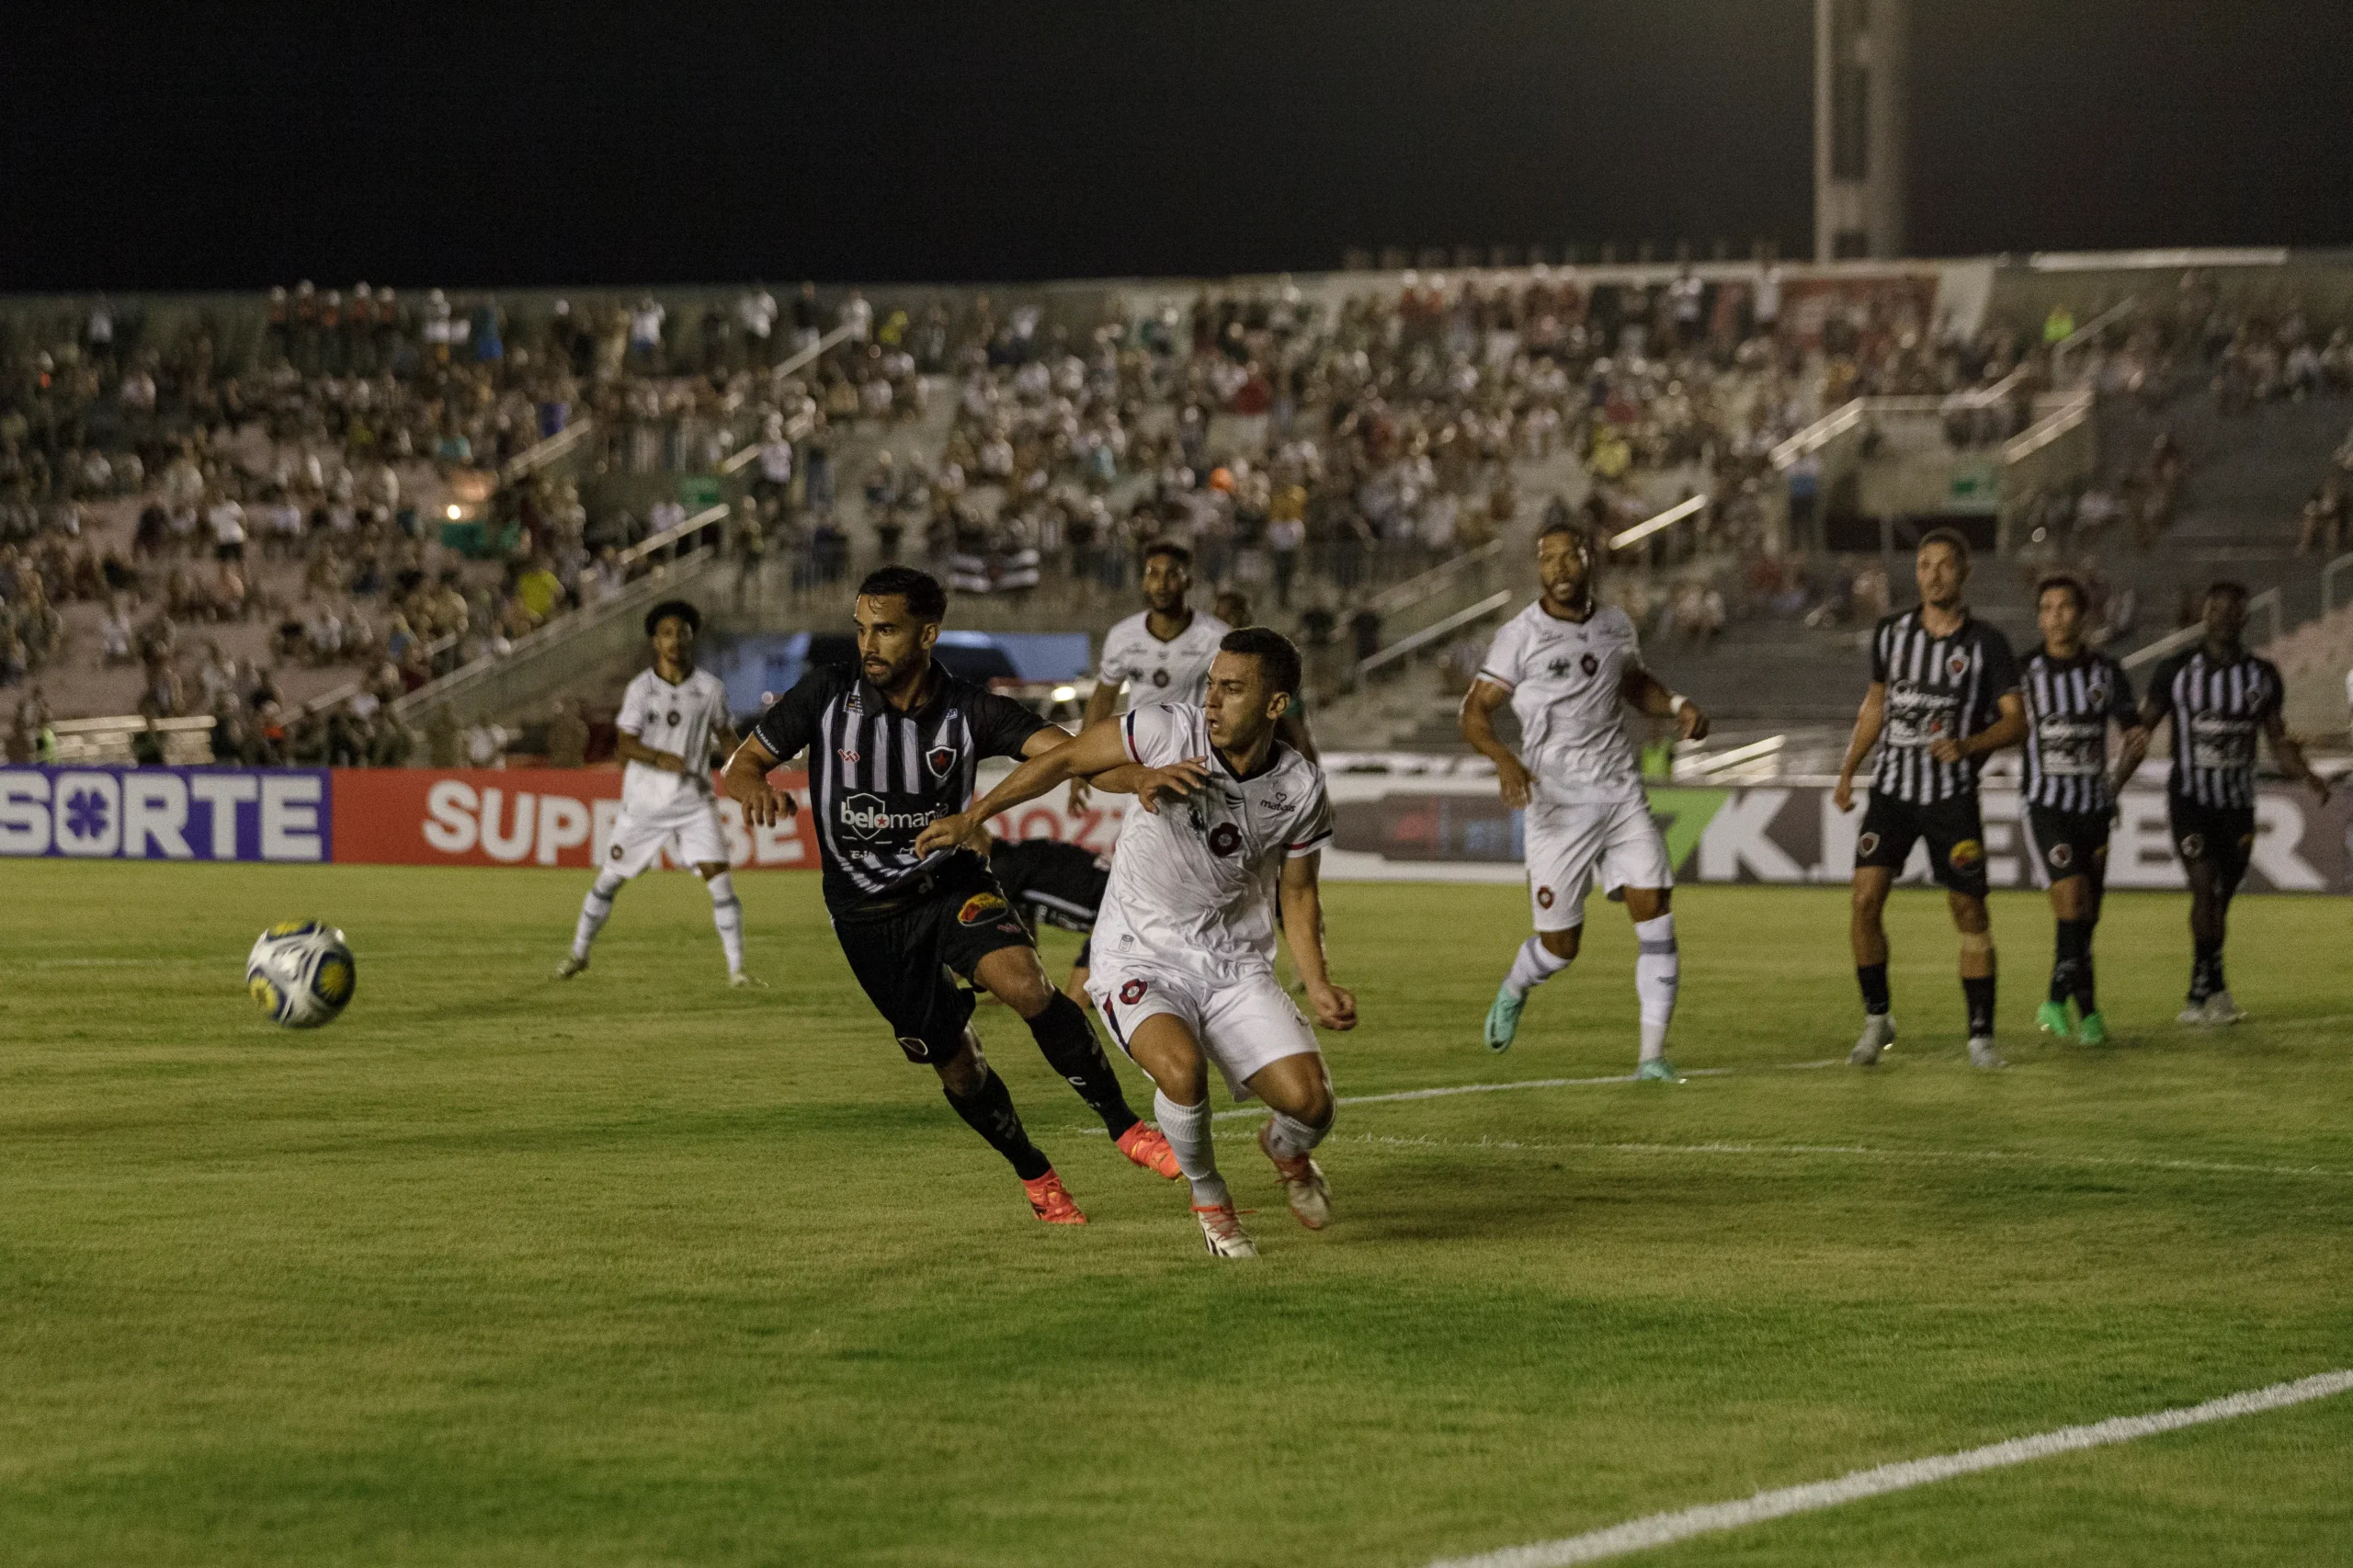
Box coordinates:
[0,767,332,862]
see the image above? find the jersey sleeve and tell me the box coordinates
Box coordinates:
[1096,631,1134,687]
[1981,627,2022,696]
[1119,701,1195,767]
[1285,774,1336,858]
[2256,660,2286,722]
[614,676,649,737]
[1475,617,1527,690]
[2106,662,2141,726]
[2142,653,2181,723]
[969,688,1054,759]
[749,668,833,761]
[1869,618,1893,685]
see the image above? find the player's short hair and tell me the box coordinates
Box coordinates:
[1916,527,1972,564]
[1142,540,1192,571]
[2205,579,2250,602]
[643,599,700,638]
[1219,626,1302,700]
[1537,519,1597,564]
[2035,574,2087,610]
[857,565,948,623]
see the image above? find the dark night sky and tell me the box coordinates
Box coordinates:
[5,2,2350,293]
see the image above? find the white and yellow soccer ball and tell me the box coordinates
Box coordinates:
[245,921,358,1028]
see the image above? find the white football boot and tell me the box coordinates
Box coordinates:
[1849,1014,1897,1066]
[1192,1201,1259,1259]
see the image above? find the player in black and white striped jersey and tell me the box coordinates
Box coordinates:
[1834,529,2025,1069]
[2017,575,2144,1046]
[722,567,1186,1225]
[2132,582,2333,1026]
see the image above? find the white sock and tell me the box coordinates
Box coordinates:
[572,871,625,959]
[1266,1109,1330,1160]
[1506,934,1572,999]
[1154,1088,1227,1207]
[706,871,745,975]
[1634,912,1679,1062]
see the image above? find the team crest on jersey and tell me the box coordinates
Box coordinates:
[1582,653,1599,676]
[1536,885,1555,909]
[1949,838,1984,871]
[926,745,957,777]
[2179,833,2206,859]
[1947,652,1970,678]
[1858,832,1881,858]
[1119,978,1148,1006]
[958,892,1008,926]
[2049,842,2074,869]
[609,843,624,860]
[1207,823,1243,857]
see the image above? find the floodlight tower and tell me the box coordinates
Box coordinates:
[1813,0,1907,260]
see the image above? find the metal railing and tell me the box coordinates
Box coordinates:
[2001,386,2095,464]
[2049,296,2140,376]
[1366,539,1504,615]
[2323,551,2353,617]
[1355,589,1512,683]
[2120,587,2282,671]
[719,323,858,474]
[1609,493,1707,551]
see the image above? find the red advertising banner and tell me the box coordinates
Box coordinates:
[328,767,817,870]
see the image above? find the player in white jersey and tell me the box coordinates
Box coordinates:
[556,600,757,986]
[920,627,1353,1258]
[1461,523,1709,1076]
[1069,540,1229,813]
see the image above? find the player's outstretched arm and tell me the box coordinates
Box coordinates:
[1279,852,1356,1031]
[1834,683,1887,812]
[1460,678,1532,808]
[1067,678,1123,812]
[915,719,1191,856]
[722,733,797,826]
[614,729,686,773]
[1621,664,1710,742]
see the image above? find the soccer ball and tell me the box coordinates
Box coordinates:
[245,921,358,1028]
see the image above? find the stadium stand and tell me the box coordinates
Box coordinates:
[8,255,2353,768]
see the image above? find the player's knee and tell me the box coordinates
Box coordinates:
[1540,926,1580,961]
[696,861,728,881]
[1949,893,1989,933]
[1290,1078,1335,1130]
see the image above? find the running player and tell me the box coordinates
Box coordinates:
[1069,542,1231,812]
[1460,522,1709,1078]
[918,628,1352,1259]
[558,600,756,986]
[2132,581,2331,1025]
[2018,574,2144,1045]
[986,834,1110,1006]
[1834,529,2026,1069]
[721,567,1179,1225]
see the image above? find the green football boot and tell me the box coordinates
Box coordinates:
[2034,1000,2074,1039]
[2076,1010,2109,1046]
[1483,984,1525,1052]
[1634,1058,1680,1083]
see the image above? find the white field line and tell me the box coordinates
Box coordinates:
[1206,1059,1842,1122]
[1324,1131,2353,1181]
[1421,1369,2353,1568]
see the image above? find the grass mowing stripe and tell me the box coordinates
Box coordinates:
[1327,1132,2353,1182]
[1422,1369,2353,1568]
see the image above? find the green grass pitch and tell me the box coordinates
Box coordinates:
[2,862,2348,1566]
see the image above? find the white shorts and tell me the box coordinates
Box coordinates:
[1089,960,1319,1104]
[604,791,728,879]
[1524,793,1672,930]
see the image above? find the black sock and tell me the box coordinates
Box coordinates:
[2070,923,2099,1016]
[2189,938,2222,1003]
[1027,993,1139,1138]
[1857,962,1892,1016]
[2051,919,2090,1008]
[1962,974,1996,1039]
[943,1066,1052,1181]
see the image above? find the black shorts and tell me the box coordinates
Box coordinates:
[1855,790,1990,898]
[2021,804,2110,889]
[832,858,1036,1065]
[1073,936,1092,971]
[2167,794,2256,894]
